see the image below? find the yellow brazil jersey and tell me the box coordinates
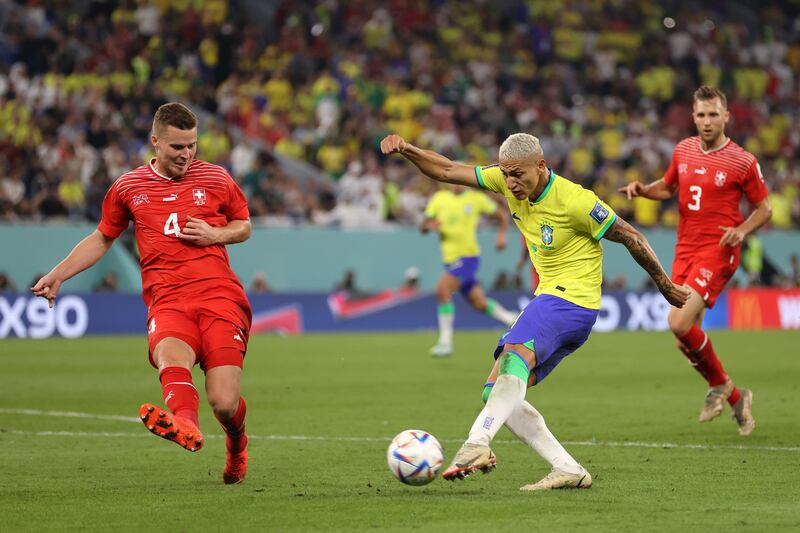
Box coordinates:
[424,189,498,264]
[475,166,616,309]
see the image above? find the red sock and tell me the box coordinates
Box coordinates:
[216,396,247,453]
[727,387,741,406]
[676,325,729,387]
[159,367,199,427]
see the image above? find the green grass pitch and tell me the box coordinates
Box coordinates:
[1,330,798,532]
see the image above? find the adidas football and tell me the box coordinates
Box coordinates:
[386,429,444,486]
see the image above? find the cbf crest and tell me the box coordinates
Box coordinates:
[541,223,554,245]
[193,188,207,206]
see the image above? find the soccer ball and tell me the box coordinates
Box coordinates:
[386,429,444,486]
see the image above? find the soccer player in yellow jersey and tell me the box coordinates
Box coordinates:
[381,132,690,490]
[423,183,517,356]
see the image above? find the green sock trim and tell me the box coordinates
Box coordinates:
[523,339,535,352]
[482,383,494,404]
[438,302,455,315]
[485,298,497,316]
[498,351,530,382]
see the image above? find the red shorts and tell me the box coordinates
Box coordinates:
[672,246,740,308]
[146,296,251,371]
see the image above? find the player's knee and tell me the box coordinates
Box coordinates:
[208,392,240,420]
[667,313,691,336]
[152,339,195,370]
[435,285,451,302]
[210,400,239,421]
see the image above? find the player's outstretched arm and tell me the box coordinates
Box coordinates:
[31,230,115,308]
[618,178,676,201]
[603,217,690,308]
[380,134,480,188]
[179,217,251,246]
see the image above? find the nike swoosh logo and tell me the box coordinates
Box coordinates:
[512,212,521,221]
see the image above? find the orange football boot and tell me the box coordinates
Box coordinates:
[223,433,248,484]
[139,403,204,452]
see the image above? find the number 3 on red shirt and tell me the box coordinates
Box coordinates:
[688,185,702,211]
[164,212,180,236]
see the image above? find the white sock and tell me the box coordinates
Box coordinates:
[505,400,583,474]
[486,299,518,327]
[437,306,454,346]
[467,374,526,446]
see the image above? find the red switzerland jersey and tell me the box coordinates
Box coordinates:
[663,136,769,255]
[98,159,250,309]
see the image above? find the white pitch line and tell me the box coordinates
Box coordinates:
[0,408,140,423]
[1,408,799,453]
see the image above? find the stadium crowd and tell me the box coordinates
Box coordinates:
[0,0,798,232]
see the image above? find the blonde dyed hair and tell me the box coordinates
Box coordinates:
[498,133,543,161]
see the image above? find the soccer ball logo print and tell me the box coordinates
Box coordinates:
[387,429,444,486]
[714,171,727,187]
[193,188,207,206]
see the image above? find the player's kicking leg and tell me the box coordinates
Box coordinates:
[443,295,597,488]
[141,337,204,452]
[442,345,531,480]
[669,288,754,434]
[206,364,248,484]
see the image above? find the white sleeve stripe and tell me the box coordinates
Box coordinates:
[168,381,198,390]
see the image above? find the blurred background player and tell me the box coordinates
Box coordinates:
[382,132,689,490]
[422,182,516,356]
[31,103,253,483]
[619,86,771,436]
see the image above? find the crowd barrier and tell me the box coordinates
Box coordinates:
[2,288,798,339]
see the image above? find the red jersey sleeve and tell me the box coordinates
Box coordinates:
[225,176,250,221]
[742,158,769,206]
[663,151,679,187]
[97,182,131,238]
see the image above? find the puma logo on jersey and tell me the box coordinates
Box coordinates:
[148,318,156,334]
[163,194,178,202]
[233,334,243,342]
[694,167,707,175]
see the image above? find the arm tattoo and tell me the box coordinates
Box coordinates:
[604,217,672,290]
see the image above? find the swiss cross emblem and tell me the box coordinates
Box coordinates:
[714,171,727,187]
[192,188,207,205]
